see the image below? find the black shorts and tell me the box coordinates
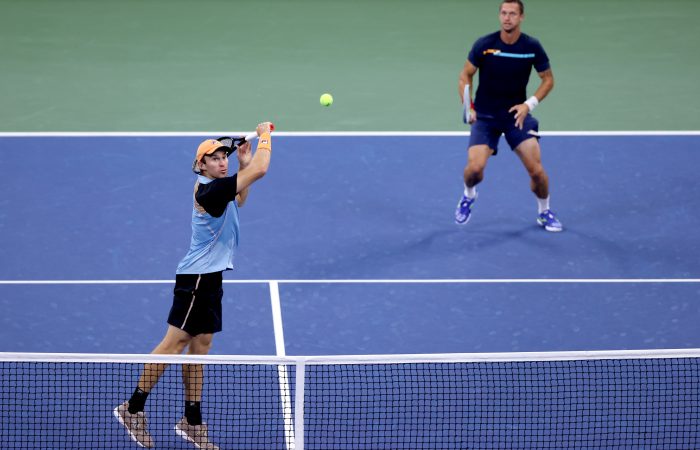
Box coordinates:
[168,272,223,336]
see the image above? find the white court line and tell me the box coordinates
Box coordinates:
[293,363,305,450]
[269,282,288,356]
[0,131,699,137]
[1,278,699,285]
[269,281,296,450]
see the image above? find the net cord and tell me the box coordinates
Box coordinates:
[2,348,700,365]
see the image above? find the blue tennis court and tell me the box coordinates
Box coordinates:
[2,133,699,354]
[1,133,699,448]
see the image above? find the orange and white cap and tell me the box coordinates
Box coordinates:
[195,139,232,162]
[192,139,233,174]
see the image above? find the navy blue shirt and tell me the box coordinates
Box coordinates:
[468,32,550,118]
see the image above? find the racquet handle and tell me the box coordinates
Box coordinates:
[245,123,275,141]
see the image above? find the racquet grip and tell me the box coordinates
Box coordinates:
[245,123,275,141]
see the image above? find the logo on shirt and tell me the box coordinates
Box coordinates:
[483,49,535,59]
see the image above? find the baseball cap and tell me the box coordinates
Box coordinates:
[192,139,234,174]
[195,139,233,162]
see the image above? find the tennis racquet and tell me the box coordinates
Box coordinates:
[462,84,471,124]
[217,123,275,152]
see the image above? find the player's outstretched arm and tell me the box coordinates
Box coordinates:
[236,122,273,194]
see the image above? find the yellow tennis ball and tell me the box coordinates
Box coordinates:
[320,93,333,107]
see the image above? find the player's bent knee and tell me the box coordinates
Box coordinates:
[171,337,192,354]
[466,162,486,177]
[466,167,485,184]
[189,333,214,355]
[529,168,547,185]
[156,339,189,355]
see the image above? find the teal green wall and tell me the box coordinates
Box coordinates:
[1,0,698,131]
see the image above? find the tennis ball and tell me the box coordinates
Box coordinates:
[320,93,333,107]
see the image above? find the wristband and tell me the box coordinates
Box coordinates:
[256,132,271,152]
[466,100,475,123]
[524,96,539,112]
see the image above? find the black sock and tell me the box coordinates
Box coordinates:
[127,388,149,414]
[185,401,202,425]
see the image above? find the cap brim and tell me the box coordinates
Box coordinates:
[206,146,234,157]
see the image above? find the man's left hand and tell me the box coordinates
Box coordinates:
[237,141,252,168]
[508,103,530,130]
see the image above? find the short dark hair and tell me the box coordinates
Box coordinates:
[501,0,524,15]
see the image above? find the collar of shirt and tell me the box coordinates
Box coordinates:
[197,175,213,185]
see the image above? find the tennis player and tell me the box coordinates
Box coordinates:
[455,0,562,232]
[114,122,274,449]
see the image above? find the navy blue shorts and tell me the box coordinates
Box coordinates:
[469,114,540,155]
[168,272,223,336]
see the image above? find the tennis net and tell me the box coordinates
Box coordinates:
[1,349,699,449]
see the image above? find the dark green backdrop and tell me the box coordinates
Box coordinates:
[1,0,699,131]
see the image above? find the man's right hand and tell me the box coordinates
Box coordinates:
[467,107,477,124]
[256,122,273,136]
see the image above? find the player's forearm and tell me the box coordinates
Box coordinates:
[458,73,473,103]
[236,160,251,206]
[250,135,271,176]
[236,187,249,206]
[459,61,477,103]
[533,69,554,102]
[235,133,272,193]
[245,149,270,183]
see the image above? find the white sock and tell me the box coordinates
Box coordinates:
[464,185,477,199]
[537,196,550,214]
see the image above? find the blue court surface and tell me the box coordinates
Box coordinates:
[1,134,700,448]
[1,133,699,355]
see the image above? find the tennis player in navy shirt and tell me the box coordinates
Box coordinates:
[455,0,563,232]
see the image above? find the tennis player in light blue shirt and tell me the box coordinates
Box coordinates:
[114,122,274,449]
[176,174,241,274]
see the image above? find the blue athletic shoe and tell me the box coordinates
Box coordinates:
[455,193,477,225]
[537,209,563,232]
